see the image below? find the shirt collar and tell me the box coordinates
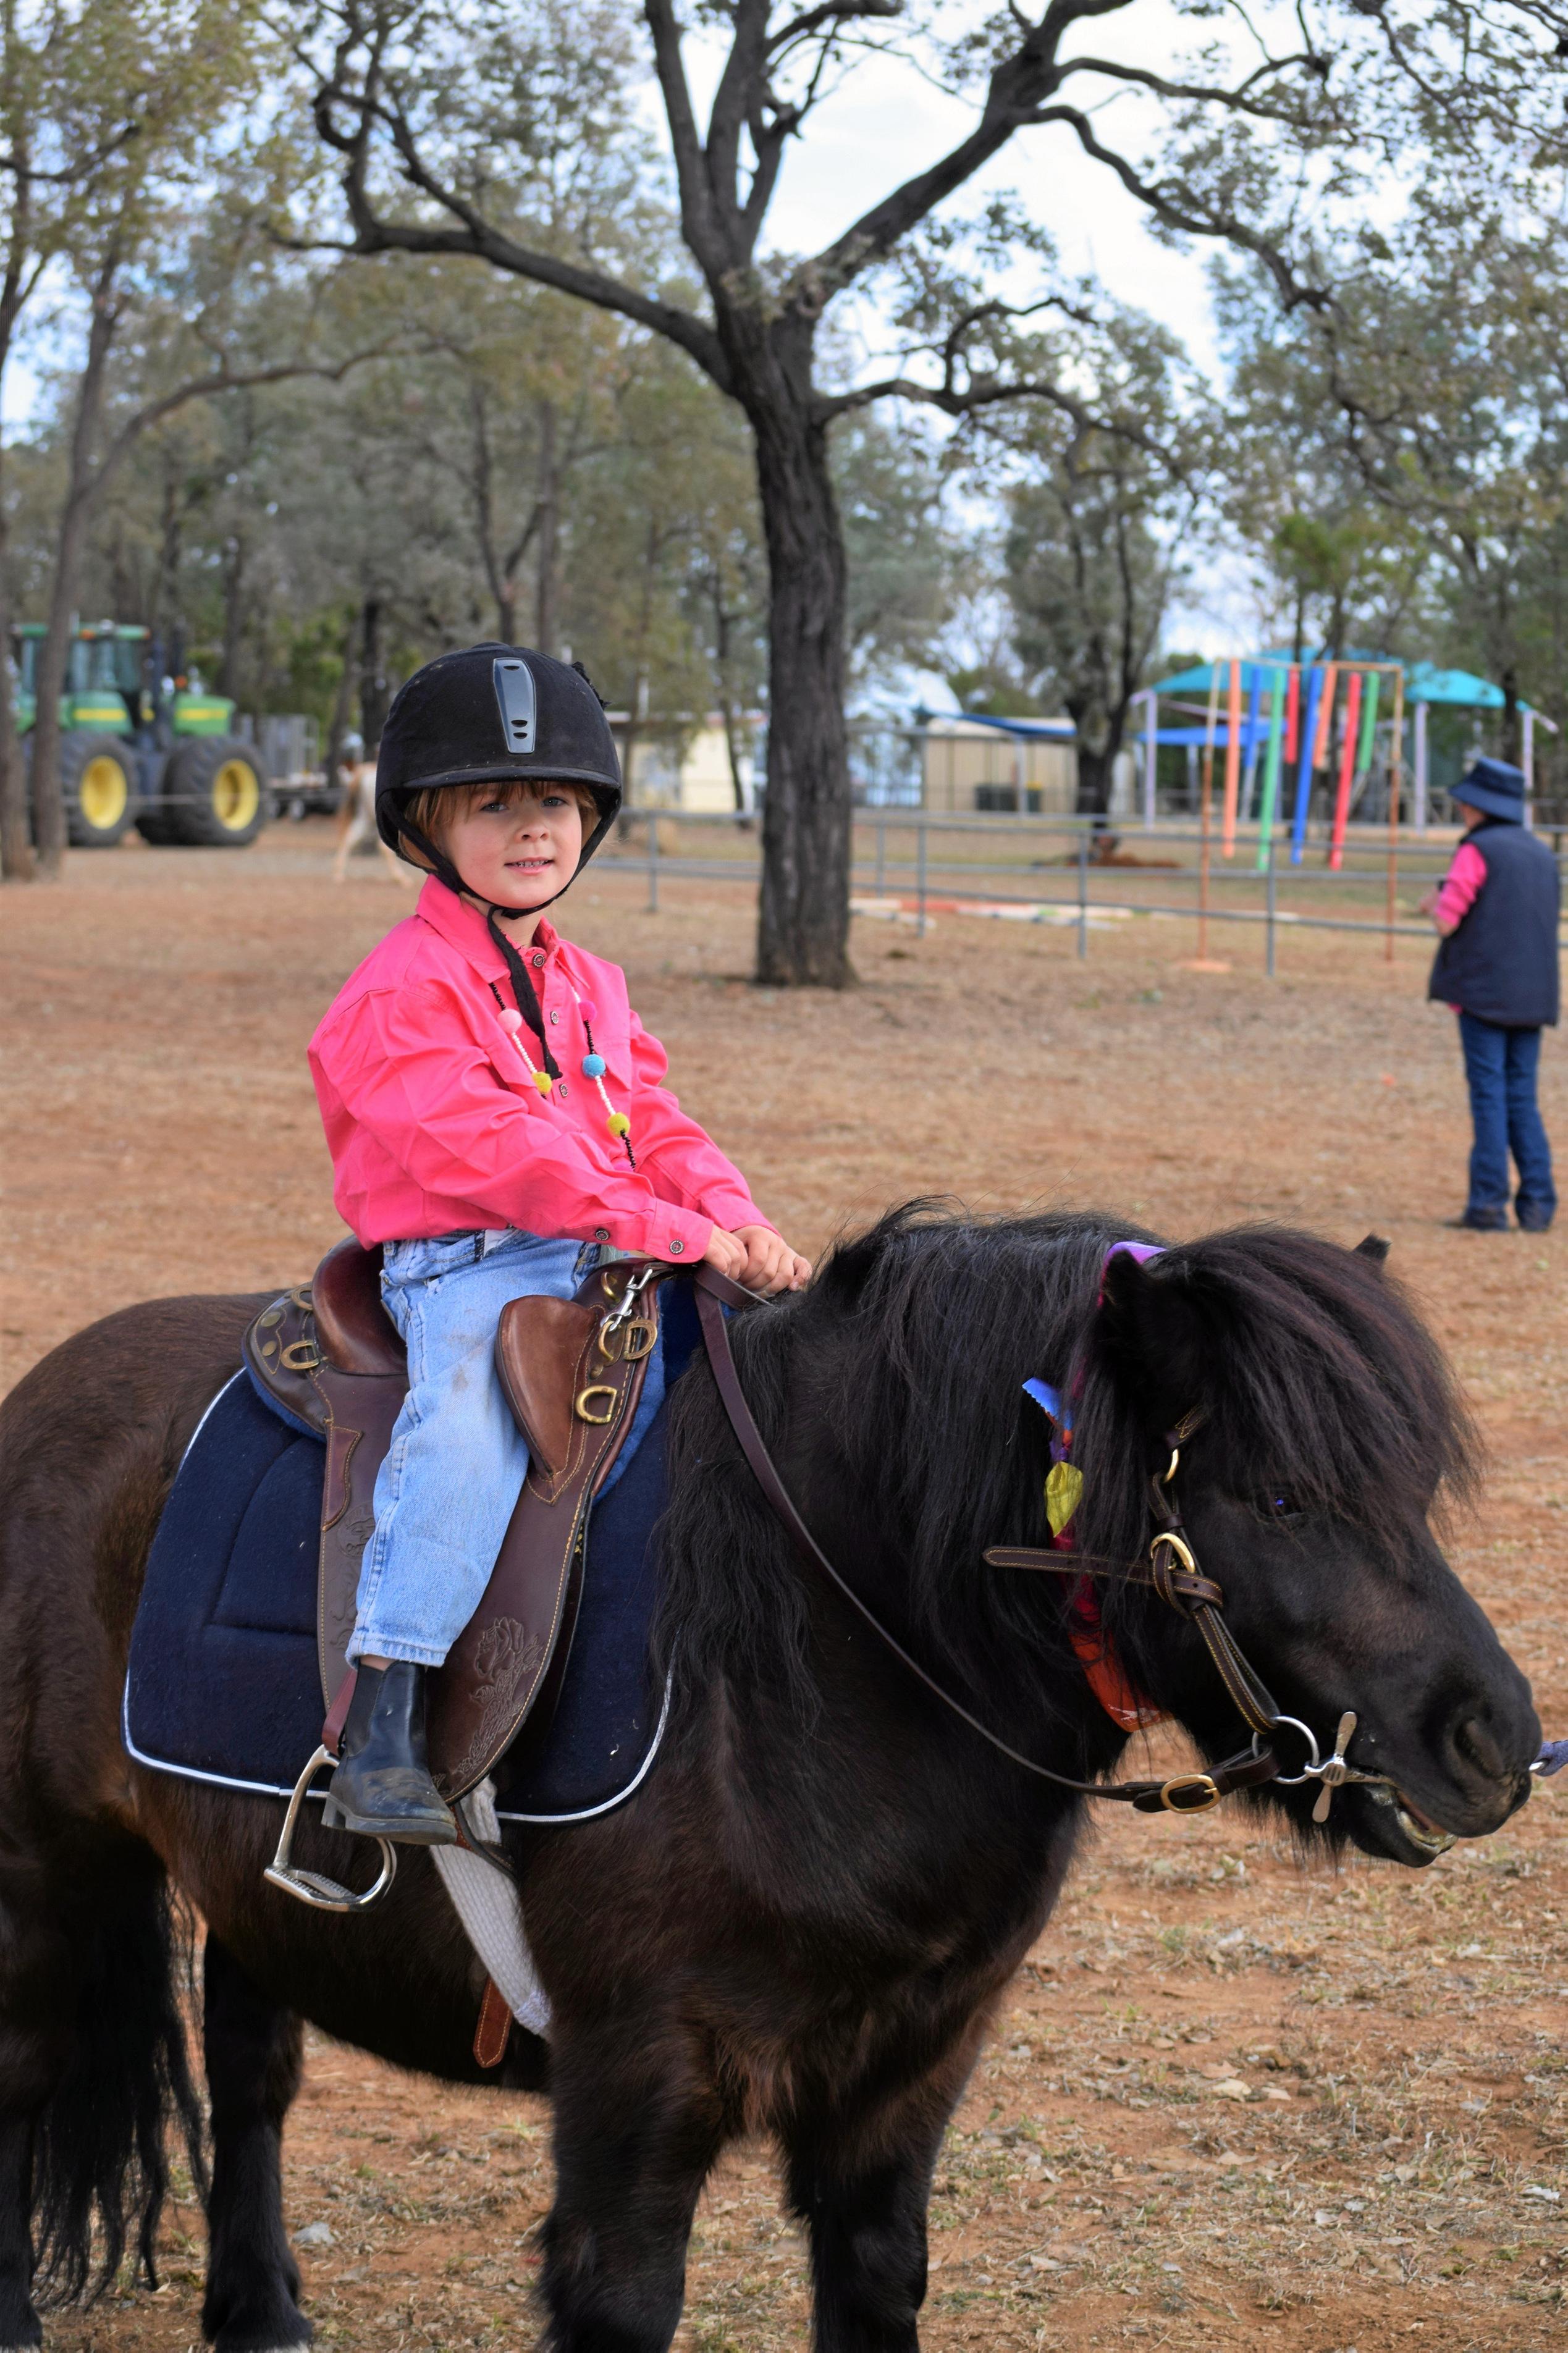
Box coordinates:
[415,877,560,980]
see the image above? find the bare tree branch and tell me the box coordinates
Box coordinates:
[1033,103,1333,312]
[310,30,733,387]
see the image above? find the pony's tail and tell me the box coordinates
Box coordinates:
[32,1848,207,2306]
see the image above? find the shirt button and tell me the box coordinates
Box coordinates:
[594,1227,610,1242]
[549,1008,560,1024]
[531,951,546,969]
[668,1238,685,1255]
[557,1079,569,1098]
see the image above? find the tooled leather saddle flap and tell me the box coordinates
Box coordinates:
[426,1262,665,1799]
[245,1245,670,1800]
[242,1242,409,1707]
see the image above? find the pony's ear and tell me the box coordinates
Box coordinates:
[1094,1250,1208,1431]
[1354,1232,1391,1266]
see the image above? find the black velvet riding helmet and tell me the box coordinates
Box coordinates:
[374,641,623,1079]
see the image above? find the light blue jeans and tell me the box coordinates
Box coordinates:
[350,1229,662,1668]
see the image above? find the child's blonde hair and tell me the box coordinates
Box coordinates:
[403,776,598,851]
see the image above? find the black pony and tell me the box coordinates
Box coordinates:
[0,1208,1539,2352]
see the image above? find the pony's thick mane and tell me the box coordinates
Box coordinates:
[654,1205,1475,1723]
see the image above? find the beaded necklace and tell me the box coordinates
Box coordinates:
[491,983,636,1170]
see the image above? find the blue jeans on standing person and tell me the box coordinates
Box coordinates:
[1457,1011,1556,1229]
[350,1227,665,1667]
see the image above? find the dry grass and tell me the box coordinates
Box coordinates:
[3,819,1567,2352]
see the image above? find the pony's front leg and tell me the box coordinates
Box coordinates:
[540,2027,724,2353]
[201,1937,310,2353]
[785,2089,956,2353]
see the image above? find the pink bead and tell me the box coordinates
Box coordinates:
[576,996,597,1025]
[497,1008,523,1034]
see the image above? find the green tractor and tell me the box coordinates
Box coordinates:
[14,621,269,849]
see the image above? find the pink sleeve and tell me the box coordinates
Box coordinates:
[625,1010,775,1234]
[318,979,715,1262]
[1435,841,1486,930]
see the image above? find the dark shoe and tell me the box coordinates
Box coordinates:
[321,1662,457,1845]
[1443,1210,1509,1231]
[1518,1214,1555,1232]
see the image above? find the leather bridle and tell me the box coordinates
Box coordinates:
[691,1266,1391,1820]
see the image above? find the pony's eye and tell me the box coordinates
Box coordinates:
[1264,1491,1302,1520]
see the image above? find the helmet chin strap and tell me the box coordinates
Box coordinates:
[396,817,573,1082]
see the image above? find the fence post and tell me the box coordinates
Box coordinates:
[916,816,928,937]
[1077,823,1089,959]
[1265,817,1278,978]
[876,814,886,896]
[646,810,659,912]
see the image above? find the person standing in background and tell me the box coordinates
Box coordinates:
[1424,757,1559,1232]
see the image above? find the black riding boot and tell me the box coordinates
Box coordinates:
[322,1662,457,1845]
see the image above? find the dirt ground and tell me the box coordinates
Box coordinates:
[4,820,1568,2353]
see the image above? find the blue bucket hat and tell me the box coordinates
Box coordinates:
[1451,756,1527,823]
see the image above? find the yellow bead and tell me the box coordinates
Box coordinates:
[533,1070,553,1095]
[606,1111,631,1137]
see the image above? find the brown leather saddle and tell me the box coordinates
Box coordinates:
[243,1239,664,1801]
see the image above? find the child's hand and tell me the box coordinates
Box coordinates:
[730,1224,812,1297]
[701,1227,748,1281]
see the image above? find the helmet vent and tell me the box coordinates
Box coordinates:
[493,657,536,753]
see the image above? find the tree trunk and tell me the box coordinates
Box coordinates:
[358,597,390,749]
[31,279,120,876]
[1501,665,1521,766]
[0,559,29,879]
[219,531,246,699]
[748,345,851,988]
[323,607,358,781]
[534,397,558,654]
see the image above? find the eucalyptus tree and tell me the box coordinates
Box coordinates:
[303,0,1568,982]
[1214,201,1568,767]
[985,297,1204,822]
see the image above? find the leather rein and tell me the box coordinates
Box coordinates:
[691,1265,1315,1817]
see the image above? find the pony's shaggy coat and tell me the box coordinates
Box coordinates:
[0,1210,1533,2353]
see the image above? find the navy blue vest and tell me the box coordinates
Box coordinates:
[1428,821,1561,1028]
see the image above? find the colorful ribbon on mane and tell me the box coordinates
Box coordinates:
[1022,1242,1168,1735]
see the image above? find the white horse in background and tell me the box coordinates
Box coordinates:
[332,756,413,887]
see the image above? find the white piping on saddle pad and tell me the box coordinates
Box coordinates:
[432,1780,553,2039]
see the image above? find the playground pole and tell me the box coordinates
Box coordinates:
[1328,670,1363,870]
[1142,688,1158,828]
[1221,658,1242,855]
[1198,666,1220,962]
[1312,663,1339,773]
[1386,666,1406,964]
[1291,665,1324,864]
[1255,666,1286,873]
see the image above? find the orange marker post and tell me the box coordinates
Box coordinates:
[1328,670,1363,870]
[1221,658,1242,856]
[1312,663,1339,773]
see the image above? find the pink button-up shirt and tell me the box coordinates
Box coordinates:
[308,878,769,1261]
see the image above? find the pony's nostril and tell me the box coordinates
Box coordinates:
[1452,1713,1507,1782]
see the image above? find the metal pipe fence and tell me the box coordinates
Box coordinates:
[601,807,1568,970]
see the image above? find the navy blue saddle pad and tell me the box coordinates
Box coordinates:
[123,1280,699,1821]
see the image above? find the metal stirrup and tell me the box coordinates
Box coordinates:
[264,1745,399,1913]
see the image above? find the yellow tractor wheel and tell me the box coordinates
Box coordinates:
[61,734,137,846]
[160,736,269,847]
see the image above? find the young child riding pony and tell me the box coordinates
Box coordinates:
[308,644,810,1847]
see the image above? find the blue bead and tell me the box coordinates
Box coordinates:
[581,1052,606,1078]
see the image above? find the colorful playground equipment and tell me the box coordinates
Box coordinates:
[1135,652,1558,964]
[1139,655,1554,844]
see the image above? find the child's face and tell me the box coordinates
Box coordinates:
[440,783,586,909]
